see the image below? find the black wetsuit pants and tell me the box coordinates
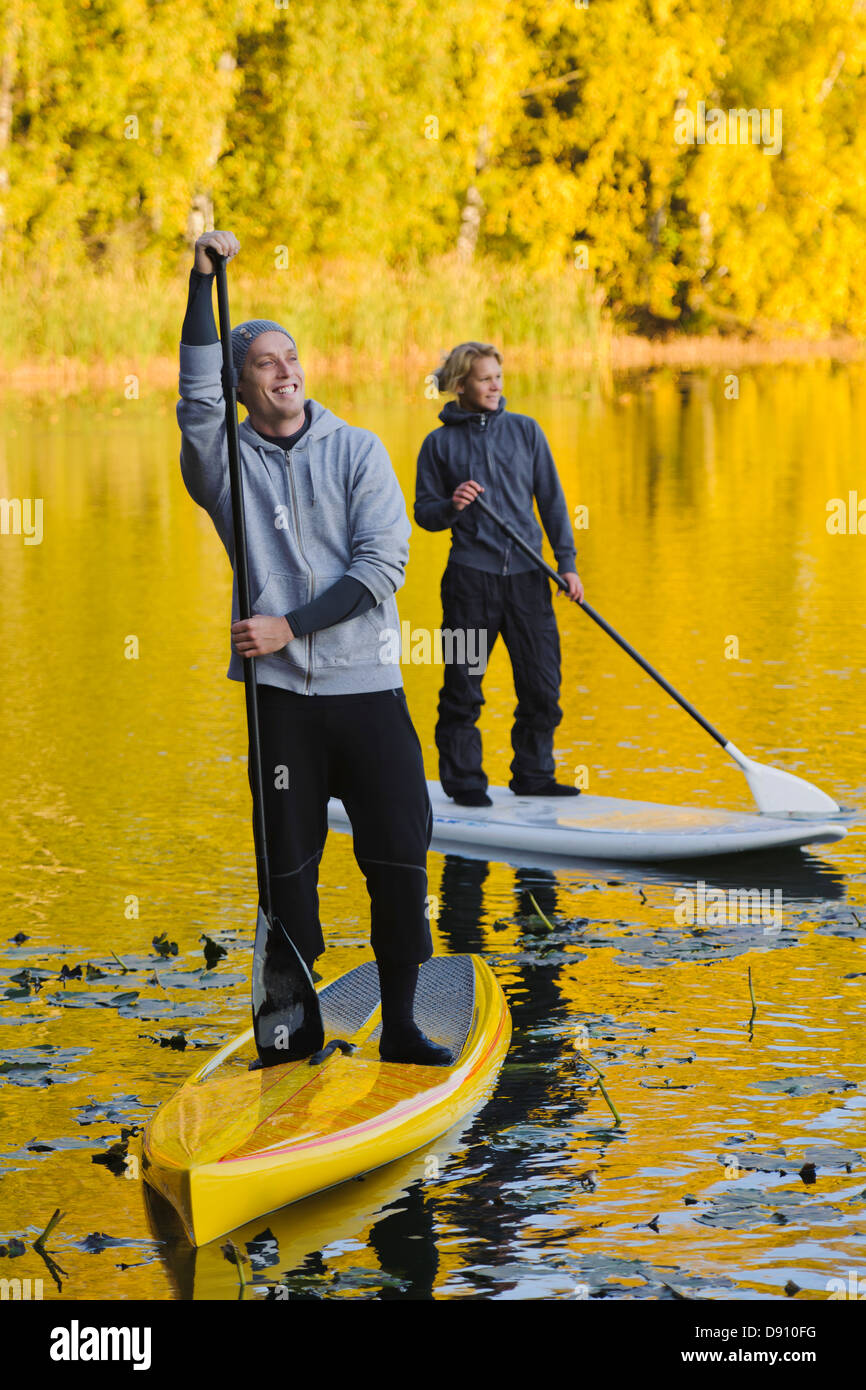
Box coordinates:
[435,563,563,796]
[251,684,433,971]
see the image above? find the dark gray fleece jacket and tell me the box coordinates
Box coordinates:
[414,398,576,576]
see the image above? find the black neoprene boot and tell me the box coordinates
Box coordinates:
[511,780,580,797]
[377,959,453,1066]
[452,790,493,807]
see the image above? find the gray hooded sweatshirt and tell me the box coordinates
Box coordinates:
[177,340,408,694]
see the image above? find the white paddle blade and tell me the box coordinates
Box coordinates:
[723,742,840,815]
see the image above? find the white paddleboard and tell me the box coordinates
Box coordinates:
[328,780,847,863]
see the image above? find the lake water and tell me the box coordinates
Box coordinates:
[1,362,865,1300]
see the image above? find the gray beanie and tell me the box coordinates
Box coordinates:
[231,320,296,376]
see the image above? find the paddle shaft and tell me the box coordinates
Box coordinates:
[472,494,729,750]
[208,250,273,919]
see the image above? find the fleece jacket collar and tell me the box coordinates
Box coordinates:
[239,398,343,453]
[438,397,507,428]
[239,399,345,506]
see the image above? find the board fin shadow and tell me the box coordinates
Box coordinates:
[252,907,325,1067]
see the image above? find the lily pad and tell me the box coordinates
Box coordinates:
[7,968,52,986]
[154,968,246,990]
[754,1075,857,1097]
[116,997,216,1020]
[0,1132,105,1166]
[815,914,866,941]
[716,1145,862,1175]
[44,989,140,1010]
[25,1135,101,1155]
[492,1123,568,1151]
[491,949,585,968]
[0,1014,54,1026]
[74,1096,153,1126]
[695,1188,851,1230]
[504,1181,573,1208]
[640,1079,692,1090]
[465,1252,734,1299]
[2,943,77,959]
[85,954,169,973]
[332,1267,408,1290]
[73,1232,157,1254]
[139,1029,209,1050]
[0,1046,90,1088]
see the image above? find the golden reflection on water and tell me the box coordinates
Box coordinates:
[0,363,864,1299]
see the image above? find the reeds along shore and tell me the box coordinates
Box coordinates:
[1,255,863,392]
[1,255,602,371]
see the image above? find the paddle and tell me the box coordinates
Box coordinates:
[472,494,840,816]
[206,248,325,1065]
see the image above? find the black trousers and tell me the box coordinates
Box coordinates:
[435,563,563,796]
[251,684,433,970]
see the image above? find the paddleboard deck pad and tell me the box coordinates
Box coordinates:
[328,780,846,863]
[142,954,510,1246]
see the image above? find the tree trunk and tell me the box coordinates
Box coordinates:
[186,50,236,245]
[456,125,489,262]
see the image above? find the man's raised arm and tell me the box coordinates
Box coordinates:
[176,230,240,513]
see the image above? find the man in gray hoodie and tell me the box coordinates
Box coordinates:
[177,229,449,1065]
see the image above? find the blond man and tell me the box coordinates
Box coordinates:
[415,342,583,806]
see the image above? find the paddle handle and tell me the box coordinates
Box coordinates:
[208,250,273,919]
[472,493,729,750]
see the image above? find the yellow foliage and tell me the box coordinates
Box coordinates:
[2,0,865,343]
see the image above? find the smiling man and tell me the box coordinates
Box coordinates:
[176,229,450,1066]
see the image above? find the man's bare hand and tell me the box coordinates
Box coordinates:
[195,229,241,275]
[231,615,293,656]
[556,572,584,603]
[453,480,484,511]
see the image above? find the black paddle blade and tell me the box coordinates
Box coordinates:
[251,907,325,1067]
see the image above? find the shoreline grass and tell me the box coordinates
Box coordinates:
[4,335,864,396]
[2,253,863,392]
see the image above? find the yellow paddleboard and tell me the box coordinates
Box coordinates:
[144,1112,484,1297]
[142,955,510,1247]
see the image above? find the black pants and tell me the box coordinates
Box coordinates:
[435,563,563,796]
[251,684,433,970]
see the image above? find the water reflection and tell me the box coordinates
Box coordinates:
[2,362,864,1300]
[368,1184,439,1301]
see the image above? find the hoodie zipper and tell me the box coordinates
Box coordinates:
[286,448,314,694]
[478,412,511,575]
